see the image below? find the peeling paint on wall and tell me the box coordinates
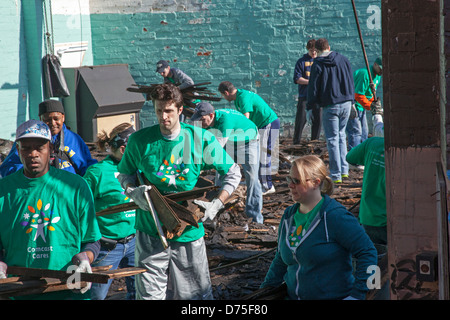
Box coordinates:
[89,0,210,14]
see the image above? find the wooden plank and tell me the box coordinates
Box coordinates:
[101,267,146,279]
[6,266,110,284]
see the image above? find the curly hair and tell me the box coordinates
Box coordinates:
[96,122,134,152]
[149,83,184,109]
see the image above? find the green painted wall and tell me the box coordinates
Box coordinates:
[1,0,381,140]
[89,0,382,130]
[0,0,29,140]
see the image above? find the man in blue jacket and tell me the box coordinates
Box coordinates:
[292,39,321,144]
[307,38,354,183]
[0,100,97,178]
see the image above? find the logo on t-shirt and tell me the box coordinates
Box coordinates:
[156,154,190,189]
[20,199,61,242]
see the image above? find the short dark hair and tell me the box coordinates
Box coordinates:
[315,38,329,52]
[218,81,235,94]
[306,39,316,50]
[149,83,184,109]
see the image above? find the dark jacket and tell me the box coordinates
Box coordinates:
[307,51,354,108]
[293,53,314,98]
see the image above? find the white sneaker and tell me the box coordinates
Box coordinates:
[349,164,364,171]
[262,186,276,196]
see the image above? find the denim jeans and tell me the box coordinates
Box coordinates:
[218,138,263,223]
[90,236,136,300]
[346,108,368,150]
[322,101,351,181]
[259,118,280,191]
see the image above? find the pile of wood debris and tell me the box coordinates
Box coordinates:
[0,137,365,300]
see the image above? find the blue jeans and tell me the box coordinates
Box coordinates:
[322,101,351,181]
[346,108,368,150]
[90,236,136,300]
[219,139,263,223]
[259,118,280,191]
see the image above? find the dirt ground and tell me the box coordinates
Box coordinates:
[104,137,365,300]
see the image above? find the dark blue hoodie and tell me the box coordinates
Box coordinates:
[307,51,354,108]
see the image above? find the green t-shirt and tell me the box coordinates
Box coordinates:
[346,137,386,227]
[118,122,234,242]
[234,89,278,128]
[83,155,136,240]
[211,109,258,143]
[353,66,381,111]
[0,166,101,299]
[289,197,324,248]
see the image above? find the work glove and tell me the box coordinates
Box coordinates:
[349,104,357,120]
[117,173,137,191]
[370,98,383,116]
[125,185,152,211]
[71,252,92,294]
[194,198,224,222]
[343,295,358,300]
[0,261,7,279]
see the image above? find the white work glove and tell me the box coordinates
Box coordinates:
[306,109,313,125]
[71,252,92,294]
[194,198,224,222]
[125,185,152,211]
[0,261,7,279]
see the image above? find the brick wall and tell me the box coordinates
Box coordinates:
[88,0,382,129]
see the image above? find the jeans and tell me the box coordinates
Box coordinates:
[90,236,136,300]
[259,118,280,191]
[322,101,351,181]
[217,139,263,223]
[346,108,368,150]
[293,98,322,144]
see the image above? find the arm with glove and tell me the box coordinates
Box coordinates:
[194,163,241,222]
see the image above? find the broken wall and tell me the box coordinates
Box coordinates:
[382,0,444,299]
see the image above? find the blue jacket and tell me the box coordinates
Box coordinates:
[293,53,315,98]
[0,124,97,178]
[307,51,354,108]
[261,195,377,300]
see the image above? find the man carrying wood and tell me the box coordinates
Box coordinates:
[117,83,241,300]
[190,102,264,224]
[0,120,102,299]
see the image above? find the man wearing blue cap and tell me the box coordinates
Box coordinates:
[0,119,101,299]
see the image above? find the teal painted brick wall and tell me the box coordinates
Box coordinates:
[0,0,29,140]
[89,0,382,130]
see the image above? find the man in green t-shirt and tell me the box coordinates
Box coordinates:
[191,103,263,224]
[218,81,280,195]
[117,83,241,300]
[346,112,386,245]
[0,120,102,300]
[346,57,382,151]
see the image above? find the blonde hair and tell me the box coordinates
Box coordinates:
[291,155,334,195]
[96,122,134,152]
